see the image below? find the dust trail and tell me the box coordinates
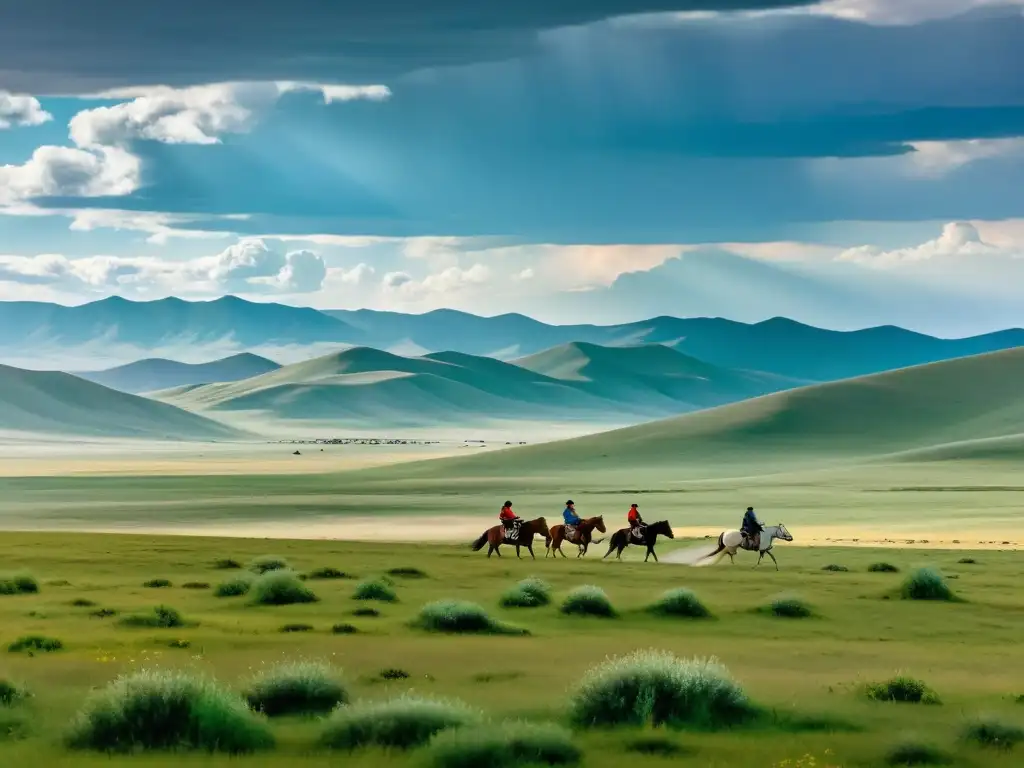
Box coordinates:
[662,542,720,566]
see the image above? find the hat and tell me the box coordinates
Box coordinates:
[630,503,638,508]
[504,501,512,507]
[747,506,753,511]
[565,500,575,506]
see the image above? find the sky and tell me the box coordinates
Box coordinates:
[1,0,1024,336]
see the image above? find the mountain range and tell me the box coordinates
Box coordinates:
[72,353,281,394]
[2,296,1023,382]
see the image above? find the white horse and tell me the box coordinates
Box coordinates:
[700,524,793,570]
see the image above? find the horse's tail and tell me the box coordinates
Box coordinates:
[591,537,605,545]
[471,531,489,551]
[699,532,725,560]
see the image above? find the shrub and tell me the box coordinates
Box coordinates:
[182,582,210,590]
[352,607,380,617]
[957,557,977,565]
[0,679,28,706]
[331,623,358,635]
[647,588,710,619]
[822,564,848,572]
[65,668,273,753]
[320,695,477,751]
[167,639,191,649]
[962,716,1024,749]
[70,598,96,607]
[214,558,242,570]
[119,605,186,629]
[388,567,427,579]
[353,579,397,603]
[248,555,289,575]
[414,600,527,636]
[250,570,317,606]
[90,608,118,619]
[215,572,255,597]
[569,650,755,729]
[0,573,39,595]
[279,623,314,633]
[379,668,409,680]
[500,578,551,608]
[866,676,940,704]
[307,567,351,580]
[901,568,955,601]
[560,586,616,618]
[143,579,171,588]
[244,661,347,717]
[426,721,580,768]
[764,596,813,618]
[869,562,900,573]
[8,635,63,653]
[624,735,686,756]
[884,739,951,765]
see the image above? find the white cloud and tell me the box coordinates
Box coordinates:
[0,91,52,129]
[516,267,535,281]
[382,271,413,289]
[275,82,391,104]
[67,209,239,244]
[837,221,1004,267]
[337,263,375,284]
[0,146,141,205]
[808,0,1024,25]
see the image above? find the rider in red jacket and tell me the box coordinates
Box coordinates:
[499,501,519,536]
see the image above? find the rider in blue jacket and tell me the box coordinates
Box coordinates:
[563,500,581,527]
[741,506,763,546]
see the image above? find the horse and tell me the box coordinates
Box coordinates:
[603,520,675,562]
[471,517,551,559]
[699,524,793,570]
[546,516,606,558]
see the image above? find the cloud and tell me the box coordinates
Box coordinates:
[337,263,375,284]
[807,0,1024,24]
[207,238,327,292]
[836,221,1007,267]
[0,91,52,128]
[382,271,413,289]
[904,138,1024,177]
[381,264,491,300]
[0,146,141,205]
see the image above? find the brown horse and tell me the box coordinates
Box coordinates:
[471,517,550,559]
[546,516,606,558]
[603,519,675,562]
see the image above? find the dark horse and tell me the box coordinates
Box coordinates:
[471,517,551,559]
[604,520,675,562]
[546,516,606,558]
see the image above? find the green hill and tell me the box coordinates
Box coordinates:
[72,353,281,394]
[342,347,1024,480]
[0,364,244,440]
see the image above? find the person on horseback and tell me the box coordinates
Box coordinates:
[563,500,581,542]
[499,500,520,540]
[741,506,763,549]
[627,503,645,541]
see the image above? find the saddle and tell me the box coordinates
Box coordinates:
[630,524,646,542]
[503,521,522,542]
[742,531,761,550]
[564,524,577,543]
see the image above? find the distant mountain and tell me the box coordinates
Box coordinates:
[72,353,281,394]
[2,296,1022,383]
[0,364,243,440]
[154,343,794,426]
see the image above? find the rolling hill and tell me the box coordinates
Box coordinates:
[338,347,1024,480]
[0,364,244,440]
[153,343,797,426]
[72,353,281,394]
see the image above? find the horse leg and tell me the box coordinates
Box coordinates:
[516,544,522,559]
[727,551,735,564]
[487,543,495,558]
[528,543,535,559]
[755,551,763,568]
[767,550,779,570]
[646,546,658,563]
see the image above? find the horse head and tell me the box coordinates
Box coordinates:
[533,517,550,536]
[657,520,675,539]
[775,523,793,542]
[593,515,606,533]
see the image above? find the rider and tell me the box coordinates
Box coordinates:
[627,503,644,539]
[563,500,581,540]
[499,500,519,537]
[741,506,764,548]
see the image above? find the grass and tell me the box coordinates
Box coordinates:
[869,562,901,573]
[0,573,38,595]
[244,661,348,717]
[866,676,941,704]
[65,668,273,753]
[306,567,351,580]
[884,739,952,765]
[0,680,27,706]
[647,587,711,618]
[7,635,62,653]
[331,623,359,634]
[500,577,552,608]
[962,717,1024,749]
[764,595,814,618]
[182,581,210,589]
[958,557,978,564]
[118,605,186,629]
[822,564,849,572]
[250,570,318,606]
[623,735,688,756]
[901,568,957,601]
[214,571,256,597]
[319,694,477,750]
[352,607,380,617]
[353,579,398,602]
[414,600,527,635]
[249,555,290,575]
[214,558,242,569]
[142,578,171,588]
[424,721,581,768]
[279,623,314,633]
[69,598,95,607]
[570,650,755,729]
[560,585,616,617]
[388,567,427,579]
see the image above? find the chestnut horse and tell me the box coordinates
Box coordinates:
[546,516,606,558]
[471,517,551,559]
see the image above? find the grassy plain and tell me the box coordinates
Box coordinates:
[1,532,1022,767]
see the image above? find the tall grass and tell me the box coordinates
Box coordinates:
[118,605,186,628]
[560,586,616,618]
[0,572,39,595]
[353,579,398,602]
[8,635,63,653]
[414,600,527,635]
[248,556,289,575]
[249,570,318,606]
[865,676,940,704]
[570,650,754,729]
[763,596,814,618]
[425,721,581,768]
[500,578,551,608]
[962,716,1023,749]
[244,660,347,717]
[647,588,711,619]
[215,572,255,597]
[320,695,477,750]
[65,668,273,753]
[0,679,28,705]
[901,568,956,601]
[884,739,951,765]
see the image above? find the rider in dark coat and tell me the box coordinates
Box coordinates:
[741,506,763,547]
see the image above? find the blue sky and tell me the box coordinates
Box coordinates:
[1,0,1024,335]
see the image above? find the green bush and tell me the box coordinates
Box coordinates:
[866,676,940,704]
[214,558,242,569]
[90,608,118,619]
[279,623,314,633]
[143,579,171,588]
[307,567,351,580]
[560,586,616,618]
[65,668,273,753]
[119,605,185,629]
[331,623,358,635]
[500,578,551,608]
[765,596,813,618]
[214,572,255,597]
[623,735,687,756]
[869,562,900,573]
[70,598,96,607]
[250,571,318,606]
[388,567,427,579]
[352,607,380,617]
[248,555,289,575]
[182,582,210,590]
[0,572,39,595]
[320,694,477,751]
[244,661,347,717]
[425,721,581,768]
[957,557,977,565]
[8,635,63,653]
[414,600,526,636]
[821,564,848,572]
[570,650,755,729]
[0,679,28,706]
[647,588,711,619]
[884,739,951,765]
[353,579,397,602]
[962,716,1024,749]
[901,568,955,601]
